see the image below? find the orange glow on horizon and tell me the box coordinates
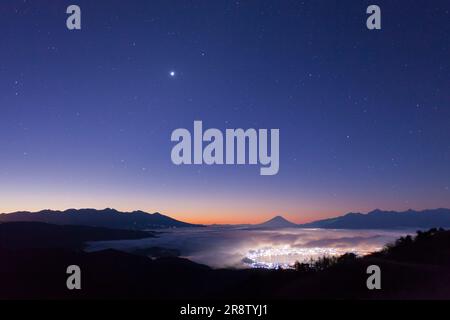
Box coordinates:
[0,204,339,225]
[2,190,446,225]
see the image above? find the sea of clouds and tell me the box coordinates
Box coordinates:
[86,227,412,269]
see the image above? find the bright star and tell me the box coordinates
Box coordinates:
[169,71,176,77]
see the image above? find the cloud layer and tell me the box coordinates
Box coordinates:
[87,227,411,268]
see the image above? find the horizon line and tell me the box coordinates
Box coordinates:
[1,206,449,225]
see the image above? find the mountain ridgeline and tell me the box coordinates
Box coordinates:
[255,209,450,229]
[0,208,202,230]
[2,208,450,230]
[299,208,450,229]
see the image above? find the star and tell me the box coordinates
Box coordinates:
[169,71,176,77]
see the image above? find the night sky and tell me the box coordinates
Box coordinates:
[1,0,449,223]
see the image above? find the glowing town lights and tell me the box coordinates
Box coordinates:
[243,246,377,269]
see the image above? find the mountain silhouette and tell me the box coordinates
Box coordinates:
[0,208,202,230]
[254,215,298,229]
[300,208,450,229]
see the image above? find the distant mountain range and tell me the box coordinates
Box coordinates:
[0,208,202,230]
[299,208,450,229]
[253,208,450,229]
[2,208,450,230]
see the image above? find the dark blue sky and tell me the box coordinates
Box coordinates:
[1,0,449,223]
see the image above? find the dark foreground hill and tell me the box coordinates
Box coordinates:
[299,208,450,229]
[1,222,450,299]
[0,222,154,250]
[0,208,201,230]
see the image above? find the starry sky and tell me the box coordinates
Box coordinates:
[1,0,449,224]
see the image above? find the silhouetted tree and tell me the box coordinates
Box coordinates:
[294,261,311,273]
